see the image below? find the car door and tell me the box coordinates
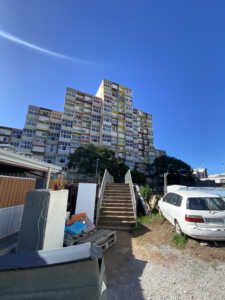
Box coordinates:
[161,193,174,224]
[170,193,183,225]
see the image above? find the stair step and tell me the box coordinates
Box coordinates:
[97,224,134,231]
[98,219,136,228]
[101,206,133,213]
[103,195,131,199]
[101,205,133,209]
[103,200,132,204]
[103,199,131,202]
[105,191,130,193]
[101,210,134,215]
[107,184,129,186]
[99,216,135,222]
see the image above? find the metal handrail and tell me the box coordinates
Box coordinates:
[96,169,112,225]
[125,169,137,221]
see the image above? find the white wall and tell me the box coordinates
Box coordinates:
[76,184,97,223]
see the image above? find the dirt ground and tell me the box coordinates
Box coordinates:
[132,217,225,263]
[104,217,225,300]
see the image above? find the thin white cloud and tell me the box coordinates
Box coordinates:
[0,29,92,64]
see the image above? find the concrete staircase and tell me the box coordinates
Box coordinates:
[98,183,136,231]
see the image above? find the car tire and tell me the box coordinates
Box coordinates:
[175,220,183,235]
[158,207,163,216]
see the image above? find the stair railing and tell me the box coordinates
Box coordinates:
[125,169,137,222]
[96,169,112,225]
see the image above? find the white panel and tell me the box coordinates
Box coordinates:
[0,205,24,239]
[43,190,68,250]
[76,183,97,223]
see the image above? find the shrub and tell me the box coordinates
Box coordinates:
[140,184,152,201]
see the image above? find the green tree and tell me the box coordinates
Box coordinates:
[131,167,146,185]
[67,143,128,183]
[149,155,195,186]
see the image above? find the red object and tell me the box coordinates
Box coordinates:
[66,213,87,226]
[185,215,204,223]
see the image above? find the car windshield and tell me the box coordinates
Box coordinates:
[187,197,225,211]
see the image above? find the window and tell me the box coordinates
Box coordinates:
[58,142,70,152]
[163,193,182,207]
[187,197,225,211]
[73,120,82,126]
[93,106,101,113]
[103,105,112,113]
[91,136,99,143]
[81,135,89,141]
[60,131,72,139]
[0,136,9,142]
[48,132,59,141]
[126,121,132,128]
[50,123,61,130]
[126,140,133,147]
[103,125,111,132]
[62,119,72,128]
[92,115,101,123]
[26,119,37,127]
[34,138,45,145]
[23,129,35,137]
[20,141,32,149]
[91,126,100,133]
[103,135,111,142]
[45,144,57,153]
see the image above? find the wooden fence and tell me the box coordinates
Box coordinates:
[0,176,36,209]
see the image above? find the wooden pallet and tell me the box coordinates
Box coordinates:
[64,229,117,253]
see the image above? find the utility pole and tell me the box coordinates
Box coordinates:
[96,158,99,184]
[164,172,168,195]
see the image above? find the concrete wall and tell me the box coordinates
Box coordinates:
[0,205,23,239]
[0,243,107,300]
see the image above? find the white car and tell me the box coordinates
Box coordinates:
[158,188,225,241]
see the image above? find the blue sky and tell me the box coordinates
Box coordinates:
[0,0,225,174]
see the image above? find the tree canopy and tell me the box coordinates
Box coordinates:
[67,143,128,183]
[149,155,195,186]
[131,167,146,185]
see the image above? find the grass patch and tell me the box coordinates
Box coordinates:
[130,211,164,236]
[172,234,188,249]
[137,211,164,225]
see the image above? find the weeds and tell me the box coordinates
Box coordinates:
[130,211,164,236]
[172,234,188,249]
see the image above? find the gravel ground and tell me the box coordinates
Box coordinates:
[104,222,225,300]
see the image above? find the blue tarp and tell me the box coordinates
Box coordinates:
[65,221,87,235]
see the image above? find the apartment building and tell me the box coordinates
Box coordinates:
[96,79,155,170]
[20,105,62,163]
[1,79,163,170]
[58,88,103,166]
[58,79,155,170]
[0,126,22,149]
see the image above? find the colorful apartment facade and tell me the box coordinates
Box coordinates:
[0,126,22,149]
[1,79,165,170]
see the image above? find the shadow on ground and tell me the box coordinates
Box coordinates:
[104,229,150,300]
